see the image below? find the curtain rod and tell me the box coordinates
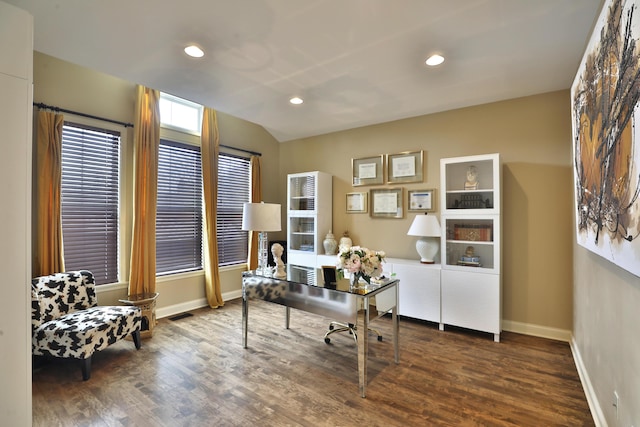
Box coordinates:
[220,144,261,157]
[34,102,262,156]
[33,102,134,128]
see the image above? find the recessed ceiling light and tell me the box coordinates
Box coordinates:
[184,45,204,58]
[289,97,304,105]
[425,54,445,66]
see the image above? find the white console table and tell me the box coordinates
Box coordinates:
[316,255,499,340]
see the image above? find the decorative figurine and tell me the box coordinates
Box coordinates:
[458,245,480,266]
[465,246,475,258]
[271,242,287,279]
[464,165,479,190]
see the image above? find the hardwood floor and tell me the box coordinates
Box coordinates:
[32,299,594,426]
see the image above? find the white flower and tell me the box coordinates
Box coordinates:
[336,246,386,279]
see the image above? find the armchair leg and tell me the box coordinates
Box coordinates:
[81,357,92,381]
[132,329,141,350]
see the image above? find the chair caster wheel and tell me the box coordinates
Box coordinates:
[377,336,383,342]
[324,337,331,344]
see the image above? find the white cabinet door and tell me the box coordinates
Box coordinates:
[0,2,32,425]
[287,171,332,256]
[441,269,500,338]
[391,262,440,323]
[0,2,32,80]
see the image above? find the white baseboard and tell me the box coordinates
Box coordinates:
[156,289,243,319]
[570,337,606,427]
[501,319,572,342]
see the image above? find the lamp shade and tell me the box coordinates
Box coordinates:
[407,213,441,237]
[241,202,282,232]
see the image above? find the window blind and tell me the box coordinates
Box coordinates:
[217,154,251,266]
[156,139,203,275]
[61,123,120,285]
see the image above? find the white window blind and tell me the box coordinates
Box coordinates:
[156,139,203,275]
[61,123,120,285]
[217,154,251,266]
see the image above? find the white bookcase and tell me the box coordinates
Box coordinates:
[440,153,502,341]
[286,171,332,285]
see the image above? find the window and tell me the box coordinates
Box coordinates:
[158,91,251,271]
[159,93,202,134]
[217,154,251,266]
[156,140,203,275]
[61,123,120,285]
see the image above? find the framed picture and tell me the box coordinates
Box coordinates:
[321,265,337,289]
[370,188,403,218]
[352,155,384,186]
[386,150,424,184]
[346,192,368,213]
[570,0,640,277]
[408,189,436,212]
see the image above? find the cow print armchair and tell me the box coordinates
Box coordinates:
[31,270,142,380]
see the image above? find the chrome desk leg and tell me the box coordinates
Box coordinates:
[393,284,399,364]
[242,293,248,348]
[357,296,369,398]
[285,306,290,329]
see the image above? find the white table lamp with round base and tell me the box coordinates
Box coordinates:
[407,213,441,264]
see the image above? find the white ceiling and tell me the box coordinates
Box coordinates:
[8,0,602,142]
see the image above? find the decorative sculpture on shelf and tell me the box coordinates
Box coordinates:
[458,245,480,266]
[271,242,287,279]
[464,165,479,190]
[323,230,337,255]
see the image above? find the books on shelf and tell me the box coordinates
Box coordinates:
[457,260,482,267]
[452,224,492,242]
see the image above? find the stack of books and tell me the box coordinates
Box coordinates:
[457,256,481,267]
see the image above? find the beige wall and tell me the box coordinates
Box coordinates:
[279,91,574,334]
[33,52,281,316]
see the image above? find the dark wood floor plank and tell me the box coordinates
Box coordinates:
[33,298,594,426]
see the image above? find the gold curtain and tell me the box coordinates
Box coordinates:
[201,107,224,308]
[128,85,160,295]
[247,156,262,270]
[33,110,65,276]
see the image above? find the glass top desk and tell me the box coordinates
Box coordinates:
[242,271,399,398]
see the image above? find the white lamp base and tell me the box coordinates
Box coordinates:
[416,237,439,264]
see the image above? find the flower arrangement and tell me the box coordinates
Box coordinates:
[337,245,386,284]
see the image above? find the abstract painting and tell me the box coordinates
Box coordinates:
[571,0,640,276]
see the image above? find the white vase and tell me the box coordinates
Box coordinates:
[323,231,337,255]
[339,231,353,252]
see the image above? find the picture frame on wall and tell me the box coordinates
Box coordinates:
[370,188,403,218]
[387,150,424,184]
[570,0,640,277]
[352,155,384,186]
[408,189,436,212]
[346,192,368,213]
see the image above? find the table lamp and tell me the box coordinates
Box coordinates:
[407,213,441,263]
[242,202,282,276]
